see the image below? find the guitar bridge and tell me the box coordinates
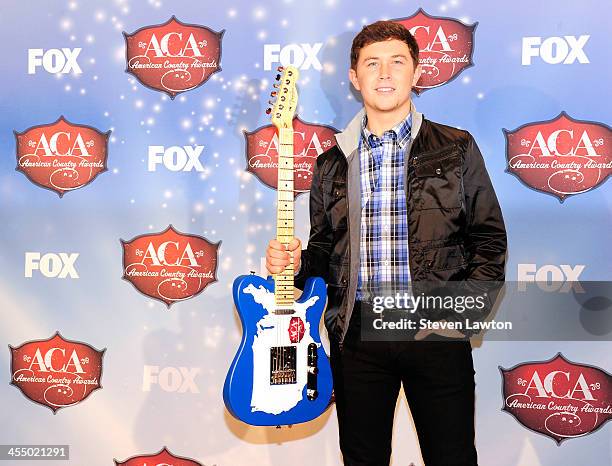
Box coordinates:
[270,346,297,385]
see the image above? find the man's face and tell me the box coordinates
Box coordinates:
[349,39,421,117]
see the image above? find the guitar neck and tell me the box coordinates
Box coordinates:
[275,127,294,306]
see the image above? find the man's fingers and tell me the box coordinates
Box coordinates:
[414,329,430,341]
[266,238,298,275]
[266,264,285,274]
[287,238,301,251]
[269,239,286,251]
[268,248,290,260]
[268,257,290,266]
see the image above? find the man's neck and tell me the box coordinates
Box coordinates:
[364,102,412,136]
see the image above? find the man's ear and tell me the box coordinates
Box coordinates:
[349,67,361,92]
[412,64,422,87]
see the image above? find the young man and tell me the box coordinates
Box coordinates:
[266,21,506,466]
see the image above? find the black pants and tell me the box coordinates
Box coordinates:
[330,302,477,466]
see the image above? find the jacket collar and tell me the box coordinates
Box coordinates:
[334,101,423,159]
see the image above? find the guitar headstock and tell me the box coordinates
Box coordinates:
[266,66,299,130]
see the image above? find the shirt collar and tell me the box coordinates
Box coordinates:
[360,112,413,150]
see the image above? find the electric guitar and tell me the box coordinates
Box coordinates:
[223,66,333,426]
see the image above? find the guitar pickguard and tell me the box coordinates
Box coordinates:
[243,283,319,414]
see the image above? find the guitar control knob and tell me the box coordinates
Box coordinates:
[307,389,318,400]
[308,366,319,375]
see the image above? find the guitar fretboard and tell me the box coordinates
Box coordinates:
[275,127,295,307]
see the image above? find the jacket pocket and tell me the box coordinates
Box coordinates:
[415,244,468,281]
[421,244,467,272]
[412,150,463,211]
[322,178,348,231]
[327,260,348,287]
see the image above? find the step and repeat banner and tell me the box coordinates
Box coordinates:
[0,1,610,465]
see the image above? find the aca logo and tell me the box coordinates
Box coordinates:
[124,16,223,98]
[263,43,323,71]
[500,353,612,444]
[504,112,611,201]
[244,117,338,194]
[114,447,202,466]
[28,48,82,74]
[14,117,110,197]
[9,332,104,413]
[121,225,220,307]
[394,8,476,94]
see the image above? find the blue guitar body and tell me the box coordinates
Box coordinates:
[223,274,333,426]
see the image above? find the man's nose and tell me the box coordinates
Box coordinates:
[378,62,390,79]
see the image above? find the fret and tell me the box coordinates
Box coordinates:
[274,127,296,303]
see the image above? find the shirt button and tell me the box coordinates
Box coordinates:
[384,260,389,266]
[435,168,442,175]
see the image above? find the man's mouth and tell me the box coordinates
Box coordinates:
[375,87,395,93]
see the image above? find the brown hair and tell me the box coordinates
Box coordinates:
[350,20,419,69]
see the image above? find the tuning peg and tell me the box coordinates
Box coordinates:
[268,99,275,105]
[275,74,281,80]
[273,83,280,88]
[277,66,284,72]
[270,91,277,97]
[265,108,272,114]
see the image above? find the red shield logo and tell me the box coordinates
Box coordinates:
[124,16,223,99]
[504,112,611,202]
[244,117,338,195]
[288,317,305,343]
[114,446,202,466]
[500,353,612,444]
[121,225,220,307]
[14,116,110,197]
[394,9,476,94]
[9,332,104,413]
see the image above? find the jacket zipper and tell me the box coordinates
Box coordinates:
[340,155,351,351]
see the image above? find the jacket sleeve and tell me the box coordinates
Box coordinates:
[442,134,508,336]
[463,134,507,282]
[294,155,333,290]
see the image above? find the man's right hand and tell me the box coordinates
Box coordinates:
[266,238,301,274]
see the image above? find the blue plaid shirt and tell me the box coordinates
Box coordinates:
[356,113,412,302]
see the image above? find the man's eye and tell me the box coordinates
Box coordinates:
[367,62,377,67]
[394,60,404,64]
